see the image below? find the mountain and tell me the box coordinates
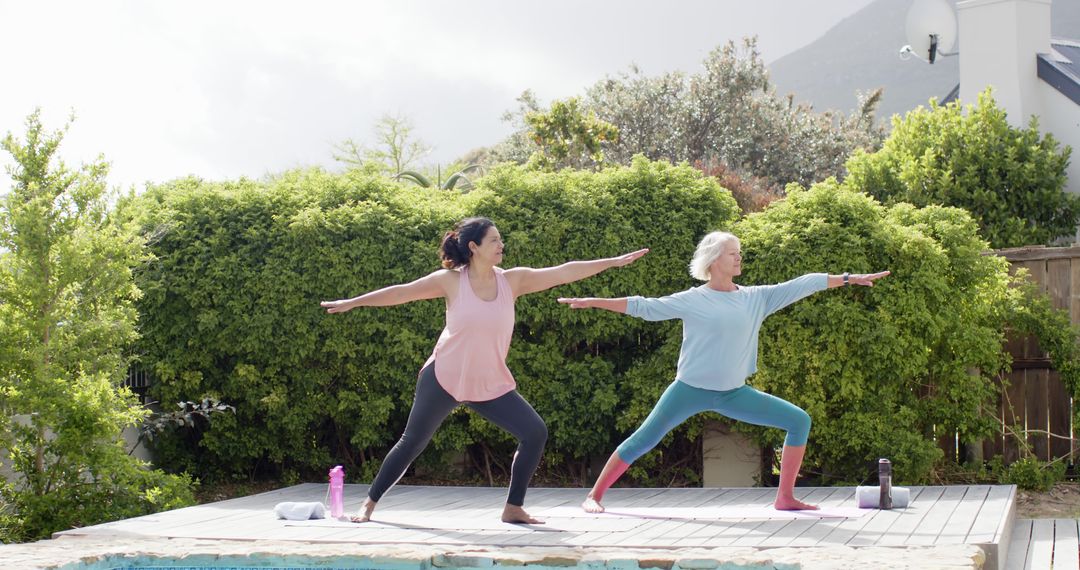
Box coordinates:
[768,0,1080,122]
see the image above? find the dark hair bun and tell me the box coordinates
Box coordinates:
[439,217,494,269]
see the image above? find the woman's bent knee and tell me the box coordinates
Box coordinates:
[532,420,549,444]
[785,410,811,446]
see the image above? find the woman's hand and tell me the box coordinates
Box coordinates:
[320,299,356,314]
[557,297,594,309]
[610,248,649,268]
[850,271,891,286]
[556,297,628,313]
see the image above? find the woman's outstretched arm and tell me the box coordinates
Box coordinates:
[505,249,648,297]
[321,270,451,313]
[556,297,629,313]
[826,271,891,288]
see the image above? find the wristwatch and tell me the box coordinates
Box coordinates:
[842,272,850,287]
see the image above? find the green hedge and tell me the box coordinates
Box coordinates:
[125,158,1075,487]
[734,179,1017,483]
[123,158,740,482]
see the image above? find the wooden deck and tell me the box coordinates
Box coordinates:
[1006,519,1080,569]
[58,483,1017,568]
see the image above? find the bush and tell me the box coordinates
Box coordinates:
[732,180,1014,484]
[124,155,1080,487]
[122,158,741,483]
[0,455,195,542]
[998,457,1066,492]
[844,89,1080,248]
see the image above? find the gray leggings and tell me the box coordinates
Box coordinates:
[366,363,548,506]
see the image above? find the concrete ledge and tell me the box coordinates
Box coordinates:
[0,535,987,570]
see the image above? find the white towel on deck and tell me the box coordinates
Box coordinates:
[855,486,911,508]
[274,501,326,520]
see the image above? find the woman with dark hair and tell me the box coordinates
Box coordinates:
[321,217,647,523]
[558,231,888,512]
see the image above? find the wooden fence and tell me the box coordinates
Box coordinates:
[944,246,1080,466]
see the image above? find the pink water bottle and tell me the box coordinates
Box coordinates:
[328,465,345,518]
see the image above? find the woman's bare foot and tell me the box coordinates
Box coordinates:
[774,496,819,511]
[349,497,377,522]
[502,503,543,524]
[582,496,605,513]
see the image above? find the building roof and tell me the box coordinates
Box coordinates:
[941,83,960,105]
[1039,39,1080,106]
[940,39,1080,108]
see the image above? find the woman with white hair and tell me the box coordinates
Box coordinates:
[558,231,888,512]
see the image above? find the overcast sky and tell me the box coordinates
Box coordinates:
[0,0,876,194]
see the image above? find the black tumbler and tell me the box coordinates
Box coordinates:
[878,458,893,509]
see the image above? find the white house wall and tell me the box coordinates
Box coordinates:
[1038,78,1080,198]
[958,0,1052,124]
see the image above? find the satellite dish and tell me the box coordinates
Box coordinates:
[901,0,958,64]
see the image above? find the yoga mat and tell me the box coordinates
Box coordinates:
[282,514,641,531]
[536,505,868,520]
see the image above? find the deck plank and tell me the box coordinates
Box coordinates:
[1005,519,1033,570]
[1027,519,1056,570]
[1054,519,1080,570]
[875,486,941,546]
[783,487,858,547]
[664,487,761,548]
[906,485,970,546]
[670,488,775,548]
[563,488,672,547]
[934,485,991,545]
[599,488,708,546]
[967,485,1016,544]
[622,487,730,545]
[842,483,937,546]
[813,499,883,546]
[738,487,839,548]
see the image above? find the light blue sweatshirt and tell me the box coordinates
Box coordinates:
[625,273,829,391]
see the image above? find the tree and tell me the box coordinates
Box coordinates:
[333,113,432,174]
[844,89,1080,248]
[483,90,544,166]
[524,97,619,170]
[0,110,193,541]
[487,38,885,189]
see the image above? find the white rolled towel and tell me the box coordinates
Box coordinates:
[855,486,910,508]
[273,501,326,520]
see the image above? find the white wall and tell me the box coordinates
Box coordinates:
[1038,62,1080,200]
[958,0,1052,125]
[957,0,1080,231]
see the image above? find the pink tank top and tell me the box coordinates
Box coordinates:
[424,266,516,402]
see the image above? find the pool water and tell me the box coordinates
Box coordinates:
[62,554,427,570]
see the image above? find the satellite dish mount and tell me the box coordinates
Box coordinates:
[899,0,958,64]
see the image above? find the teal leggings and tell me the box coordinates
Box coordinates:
[616,381,811,463]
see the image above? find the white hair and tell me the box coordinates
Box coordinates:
[688,231,740,281]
